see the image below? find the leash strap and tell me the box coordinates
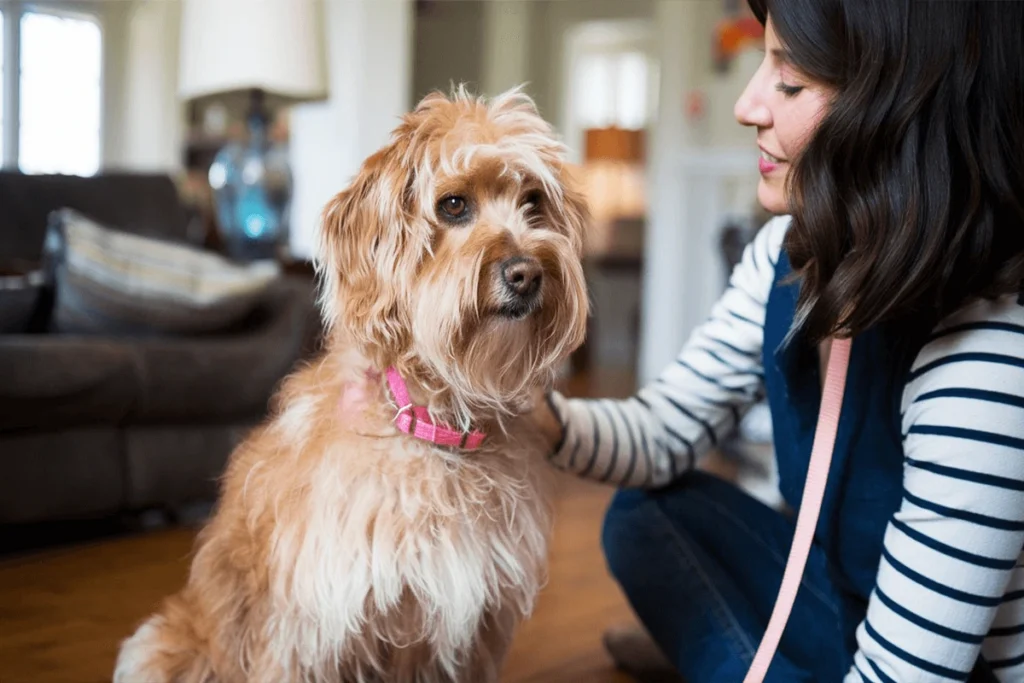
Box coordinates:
[743,336,852,682]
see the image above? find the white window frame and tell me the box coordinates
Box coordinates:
[1,1,104,172]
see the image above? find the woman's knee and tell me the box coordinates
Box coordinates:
[600,488,669,583]
[600,478,715,583]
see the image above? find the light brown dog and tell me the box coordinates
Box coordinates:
[113,86,590,683]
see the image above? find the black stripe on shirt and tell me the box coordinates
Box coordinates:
[989,650,1024,669]
[595,402,621,483]
[913,387,1024,410]
[724,307,761,328]
[670,362,750,396]
[874,587,986,644]
[709,337,759,360]
[907,425,1024,451]
[928,321,1024,345]
[863,619,970,680]
[882,546,1002,606]
[909,352,1024,382]
[866,656,900,683]
[989,622,1024,638]
[905,458,1024,492]
[891,518,1018,570]
[610,401,639,485]
[637,396,693,475]
[577,410,603,478]
[658,390,718,447]
[904,491,1024,532]
[566,433,582,470]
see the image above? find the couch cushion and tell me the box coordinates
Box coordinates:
[0,264,46,334]
[47,208,281,336]
[0,429,124,523]
[125,278,317,423]
[123,425,251,509]
[0,337,138,432]
[0,277,317,433]
[0,171,193,262]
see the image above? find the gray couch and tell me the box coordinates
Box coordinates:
[0,172,321,526]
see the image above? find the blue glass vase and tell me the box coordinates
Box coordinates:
[208,103,292,263]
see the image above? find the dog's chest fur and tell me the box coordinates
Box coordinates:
[260,400,553,677]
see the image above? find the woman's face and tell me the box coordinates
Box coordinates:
[734,17,832,214]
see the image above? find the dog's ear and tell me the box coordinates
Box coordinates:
[314,142,416,359]
[554,164,591,256]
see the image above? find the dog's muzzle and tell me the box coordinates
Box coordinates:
[497,256,542,319]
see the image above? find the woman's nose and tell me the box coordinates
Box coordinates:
[735,68,772,129]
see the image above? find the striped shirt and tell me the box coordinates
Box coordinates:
[547,216,1024,681]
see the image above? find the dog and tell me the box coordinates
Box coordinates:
[113,85,590,683]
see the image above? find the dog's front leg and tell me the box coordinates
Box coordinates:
[462,606,519,683]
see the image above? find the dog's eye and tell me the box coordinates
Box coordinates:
[522,191,543,212]
[438,196,469,220]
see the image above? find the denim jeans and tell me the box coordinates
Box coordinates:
[601,470,850,682]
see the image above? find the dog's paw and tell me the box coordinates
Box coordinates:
[114,616,168,683]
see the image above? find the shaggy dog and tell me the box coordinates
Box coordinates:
[113,86,590,683]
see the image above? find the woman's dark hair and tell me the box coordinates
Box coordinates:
[748,0,1024,341]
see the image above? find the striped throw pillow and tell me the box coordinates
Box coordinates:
[46,208,282,335]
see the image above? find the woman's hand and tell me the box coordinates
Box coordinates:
[530,386,565,455]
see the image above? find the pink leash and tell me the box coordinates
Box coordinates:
[743,336,852,683]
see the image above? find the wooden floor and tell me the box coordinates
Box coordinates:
[0,472,638,683]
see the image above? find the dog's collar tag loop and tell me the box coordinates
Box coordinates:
[385,368,487,450]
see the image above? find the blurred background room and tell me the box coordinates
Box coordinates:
[0,1,774,681]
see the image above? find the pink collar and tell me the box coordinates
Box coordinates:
[385,367,487,450]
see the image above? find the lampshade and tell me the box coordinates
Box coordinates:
[584,127,646,164]
[179,0,327,106]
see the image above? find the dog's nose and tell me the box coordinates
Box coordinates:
[500,257,542,299]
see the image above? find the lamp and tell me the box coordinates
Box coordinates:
[179,0,328,262]
[579,127,647,255]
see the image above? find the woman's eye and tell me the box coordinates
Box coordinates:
[776,82,804,98]
[438,196,469,220]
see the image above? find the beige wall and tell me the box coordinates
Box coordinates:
[411,0,655,126]
[110,0,184,172]
[99,1,133,168]
[527,0,654,128]
[412,0,486,104]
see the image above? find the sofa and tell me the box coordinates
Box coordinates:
[0,171,322,526]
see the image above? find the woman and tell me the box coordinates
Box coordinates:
[534,0,1024,680]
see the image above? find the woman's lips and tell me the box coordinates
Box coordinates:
[758,148,784,174]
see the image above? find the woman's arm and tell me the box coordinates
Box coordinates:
[848,299,1024,682]
[542,216,790,488]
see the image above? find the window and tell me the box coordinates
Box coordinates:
[575,49,653,131]
[2,7,102,175]
[561,20,659,165]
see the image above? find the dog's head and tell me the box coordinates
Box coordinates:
[315,86,589,424]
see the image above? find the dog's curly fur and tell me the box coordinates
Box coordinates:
[113,86,590,683]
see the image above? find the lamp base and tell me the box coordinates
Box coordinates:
[208,90,292,263]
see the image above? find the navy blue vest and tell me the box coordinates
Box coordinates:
[763,249,925,660]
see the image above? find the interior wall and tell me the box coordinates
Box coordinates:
[411,0,486,104]
[638,0,764,382]
[411,0,656,140]
[111,0,184,172]
[527,0,654,130]
[289,0,413,260]
[99,1,133,169]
